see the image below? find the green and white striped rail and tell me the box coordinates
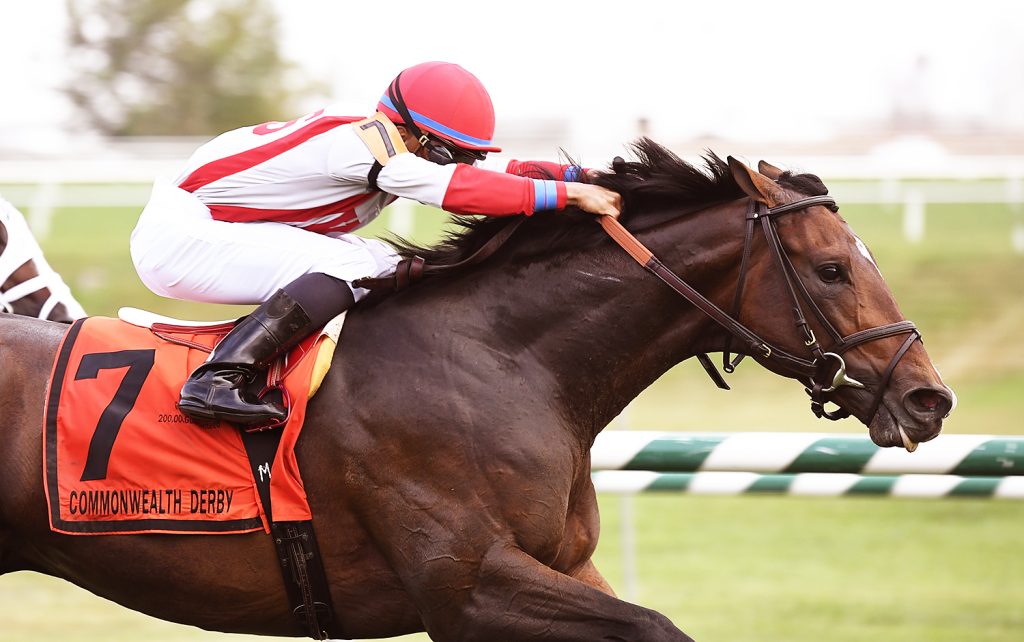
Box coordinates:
[591,471,1024,499]
[590,432,1024,477]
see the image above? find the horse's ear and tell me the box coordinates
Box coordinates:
[728,156,786,206]
[757,160,784,180]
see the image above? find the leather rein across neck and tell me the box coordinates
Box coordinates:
[599,195,920,423]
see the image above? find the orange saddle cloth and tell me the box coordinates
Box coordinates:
[43,315,333,535]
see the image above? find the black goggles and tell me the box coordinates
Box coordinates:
[424,136,487,166]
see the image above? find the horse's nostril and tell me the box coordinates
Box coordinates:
[907,388,953,417]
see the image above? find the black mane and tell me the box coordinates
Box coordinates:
[387,139,740,266]
[386,137,831,272]
[776,170,831,198]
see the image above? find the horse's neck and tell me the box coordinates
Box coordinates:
[419,210,743,442]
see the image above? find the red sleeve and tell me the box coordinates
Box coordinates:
[505,160,586,182]
[441,165,567,217]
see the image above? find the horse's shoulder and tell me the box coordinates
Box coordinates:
[0,315,66,354]
[0,321,65,402]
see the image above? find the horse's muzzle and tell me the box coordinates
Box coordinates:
[867,382,954,451]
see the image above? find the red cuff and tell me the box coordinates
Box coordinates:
[442,165,536,216]
[505,160,586,182]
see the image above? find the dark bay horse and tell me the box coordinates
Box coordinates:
[0,141,953,641]
[0,195,86,323]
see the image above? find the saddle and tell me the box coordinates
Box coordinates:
[43,309,346,639]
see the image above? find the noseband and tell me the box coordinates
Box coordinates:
[600,195,921,423]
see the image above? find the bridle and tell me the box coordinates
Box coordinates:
[599,194,921,423]
[353,189,920,423]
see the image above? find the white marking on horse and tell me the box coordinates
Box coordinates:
[855,236,881,275]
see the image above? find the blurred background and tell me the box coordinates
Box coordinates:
[1,1,1022,641]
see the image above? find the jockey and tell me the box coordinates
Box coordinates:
[130,60,622,427]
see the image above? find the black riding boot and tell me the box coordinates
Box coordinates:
[178,289,319,426]
[179,274,357,426]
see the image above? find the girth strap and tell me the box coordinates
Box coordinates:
[270,521,337,641]
[240,429,340,640]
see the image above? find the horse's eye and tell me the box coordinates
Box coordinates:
[818,264,844,283]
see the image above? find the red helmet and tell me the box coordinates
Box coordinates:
[377,61,501,153]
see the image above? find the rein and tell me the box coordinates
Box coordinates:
[355,192,918,423]
[599,195,920,423]
[353,217,526,291]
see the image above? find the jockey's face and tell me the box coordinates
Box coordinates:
[397,126,485,166]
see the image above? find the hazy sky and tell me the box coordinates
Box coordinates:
[274,1,1024,144]
[2,0,1022,152]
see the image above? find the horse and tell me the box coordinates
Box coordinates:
[0,140,953,641]
[0,195,86,323]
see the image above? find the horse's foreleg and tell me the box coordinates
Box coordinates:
[418,543,694,642]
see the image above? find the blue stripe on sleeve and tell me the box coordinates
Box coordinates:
[563,166,579,182]
[532,180,558,210]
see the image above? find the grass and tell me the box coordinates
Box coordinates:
[596,496,1024,642]
[1,190,1022,641]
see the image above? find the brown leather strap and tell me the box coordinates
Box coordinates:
[393,256,425,290]
[762,195,837,216]
[596,196,923,422]
[722,202,758,374]
[240,430,339,640]
[759,211,820,354]
[270,521,338,640]
[354,216,526,292]
[865,330,920,421]
[833,320,918,354]
[599,216,653,265]
[696,352,730,390]
[601,214,805,376]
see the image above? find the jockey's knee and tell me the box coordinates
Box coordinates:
[130,244,176,299]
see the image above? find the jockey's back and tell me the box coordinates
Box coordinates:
[174,106,397,236]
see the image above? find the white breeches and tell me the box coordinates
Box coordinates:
[130,181,400,305]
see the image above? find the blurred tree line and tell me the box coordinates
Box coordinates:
[64,0,323,136]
